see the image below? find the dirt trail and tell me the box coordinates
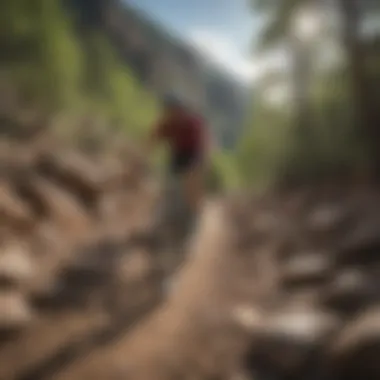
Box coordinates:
[56,201,249,380]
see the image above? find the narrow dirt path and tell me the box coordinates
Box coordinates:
[52,200,257,380]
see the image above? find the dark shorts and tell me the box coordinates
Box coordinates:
[169,150,201,175]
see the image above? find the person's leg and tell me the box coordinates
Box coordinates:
[182,163,205,213]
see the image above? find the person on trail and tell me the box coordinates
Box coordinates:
[148,94,211,217]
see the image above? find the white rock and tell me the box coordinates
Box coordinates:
[0,242,35,283]
[267,308,338,342]
[0,291,33,329]
[231,305,263,331]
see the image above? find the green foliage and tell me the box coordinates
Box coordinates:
[1,0,158,142]
[80,34,159,138]
[230,0,378,188]
[207,151,243,192]
[38,0,84,107]
[252,0,306,51]
[234,97,293,187]
[234,63,371,187]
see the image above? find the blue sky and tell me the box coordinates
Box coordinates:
[124,0,260,82]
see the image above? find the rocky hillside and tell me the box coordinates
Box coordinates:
[0,128,163,379]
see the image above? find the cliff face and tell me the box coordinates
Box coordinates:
[66,0,249,148]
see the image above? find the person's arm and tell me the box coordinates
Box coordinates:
[145,120,166,155]
[127,122,165,177]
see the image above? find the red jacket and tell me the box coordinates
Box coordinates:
[153,113,209,156]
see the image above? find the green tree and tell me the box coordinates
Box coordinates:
[251,0,314,130]
[242,0,380,186]
[338,0,380,175]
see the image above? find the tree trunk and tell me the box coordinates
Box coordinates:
[338,0,380,177]
[288,32,314,159]
[291,38,312,136]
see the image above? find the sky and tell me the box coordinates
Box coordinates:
[124,0,261,82]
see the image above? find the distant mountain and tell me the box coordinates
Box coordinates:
[65,0,250,148]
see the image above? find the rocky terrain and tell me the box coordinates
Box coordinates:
[0,124,379,380]
[84,185,379,380]
[0,132,162,380]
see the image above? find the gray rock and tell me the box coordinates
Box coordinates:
[307,204,346,233]
[337,217,380,266]
[281,253,331,290]
[251,307,339,373]
[328,307,380,380]
[321,269,376,315]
